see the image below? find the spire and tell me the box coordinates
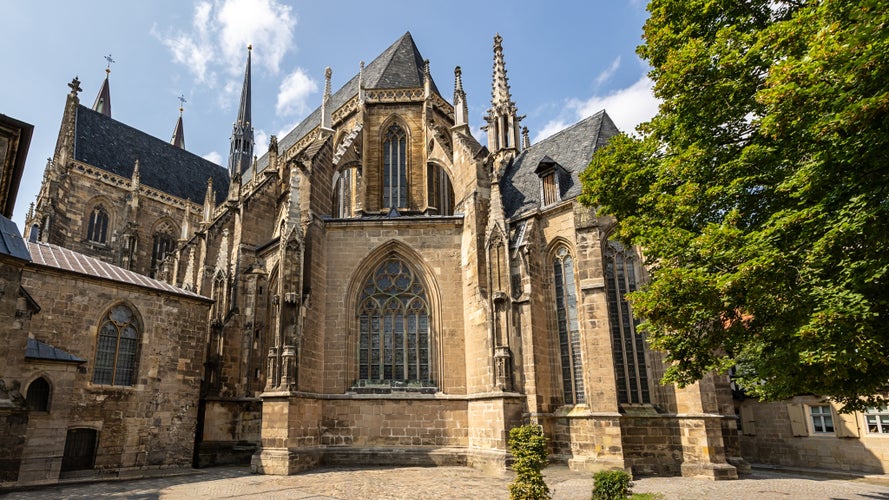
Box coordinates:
[491,35,512,109]
[485,34,523,155]
[171,94,186,149]
[453,66,469,128]
[92,54,114,117]
[228,45,254,177]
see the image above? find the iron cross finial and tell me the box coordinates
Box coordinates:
[104,54,115,70]
[177,94,187,113]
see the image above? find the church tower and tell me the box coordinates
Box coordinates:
[228,45,254,176]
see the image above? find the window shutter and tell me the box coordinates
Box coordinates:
[835,409,860,438]
[739,404,756,435]
[787,404,808,436]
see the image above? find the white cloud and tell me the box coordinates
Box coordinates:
[255,129,269,150]
[203,151,224,164]
[216,0,295,75]
[276,68,318,116]
[154,0,297,86]
[533,75,659,143]
[595,56,621,87]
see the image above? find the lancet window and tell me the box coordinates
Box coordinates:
[383,125,407,209]
[553,246,584,404]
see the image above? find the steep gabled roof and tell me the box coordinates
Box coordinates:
[501,110,620,219]
[73,105,229,205]
[248,32,441,179]
[27,241,210,301]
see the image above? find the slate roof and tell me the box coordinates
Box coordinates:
[73,105,229,205]
[501,110,620,219]
[25,337,85,363]
[247,32,442,181]
[27,241,210,301]
[0,215,30,262]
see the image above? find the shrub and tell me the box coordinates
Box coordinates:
[508,424,551,500]
[592,469,632,500]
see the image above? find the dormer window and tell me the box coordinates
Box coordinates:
[535,155,561,207]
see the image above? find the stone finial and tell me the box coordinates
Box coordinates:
[358,61,365,103]
[68,77,82,97]
[454,66,469,127]
[522,126,530,149]
[182,247,196,291]
[423,59,431,98]
[216,229,230,273]
[321,67,332,129]
[26,202,34,222]
[203,177,215,223]
[180,204,192,240]
[131,159,141,189]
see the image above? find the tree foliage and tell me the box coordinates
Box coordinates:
[580,0,889,410]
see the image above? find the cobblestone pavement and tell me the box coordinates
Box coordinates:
[4,465,889,500]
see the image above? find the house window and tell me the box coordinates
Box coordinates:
[92,304,141,386]
[427,163,454,215]
[383,125,407,209]
[26,377,51,411]
[810,405,835,433]
[86,205,109,244]
[541,172,558,206]
[553,246,584,404]
[865,406,889,434]
[358,256,430,385]
[606,241,650,405]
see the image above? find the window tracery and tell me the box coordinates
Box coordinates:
[93,304,141,386]
[553,246,584,404]
[383,125,407,209]
[86,204,109,244]
[357,256,430,385]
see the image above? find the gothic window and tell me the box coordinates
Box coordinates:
[605,241,650,405]
[26,377,51,411]
[383,125,407,209]
[334,166,360,218]
[92,304,141,386]
[150,227,176,279]
[553,246,584,404]
[358,257,430,385]
[427,163,455,216]
[86,205,109,244]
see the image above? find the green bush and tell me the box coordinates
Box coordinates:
[592,469,632,500]
[507,424,551,500]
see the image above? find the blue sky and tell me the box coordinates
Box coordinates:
[2,0,657,228]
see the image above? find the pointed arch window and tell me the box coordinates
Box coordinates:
[87,205,109,244]
[358,256,431,386]
[26,377,51,411]
[93,304,141,386]
[605,241,650,405]
[151,223,176,279]
[383,125,407,209]
[427,163,455,216]
[553,246,584,404]
[334,166,360,218]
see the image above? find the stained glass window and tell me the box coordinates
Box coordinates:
[554,246,584,404]
[606,241,650,405]
[87,205,109,244]
[383,125,407,208]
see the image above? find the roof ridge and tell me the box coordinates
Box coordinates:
[530,110,607,149]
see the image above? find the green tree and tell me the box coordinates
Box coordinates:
[580,0,889,410]
[508,424,551,500]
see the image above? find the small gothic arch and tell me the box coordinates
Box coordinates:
[84,197,114,245]
[332,161,362,218]
[150,218,179,279]
[345,241,442,391]
[91,301,144,386]
[426,160,455,216]
[25,375,52,411]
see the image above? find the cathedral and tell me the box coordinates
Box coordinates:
[16,32,747,481]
